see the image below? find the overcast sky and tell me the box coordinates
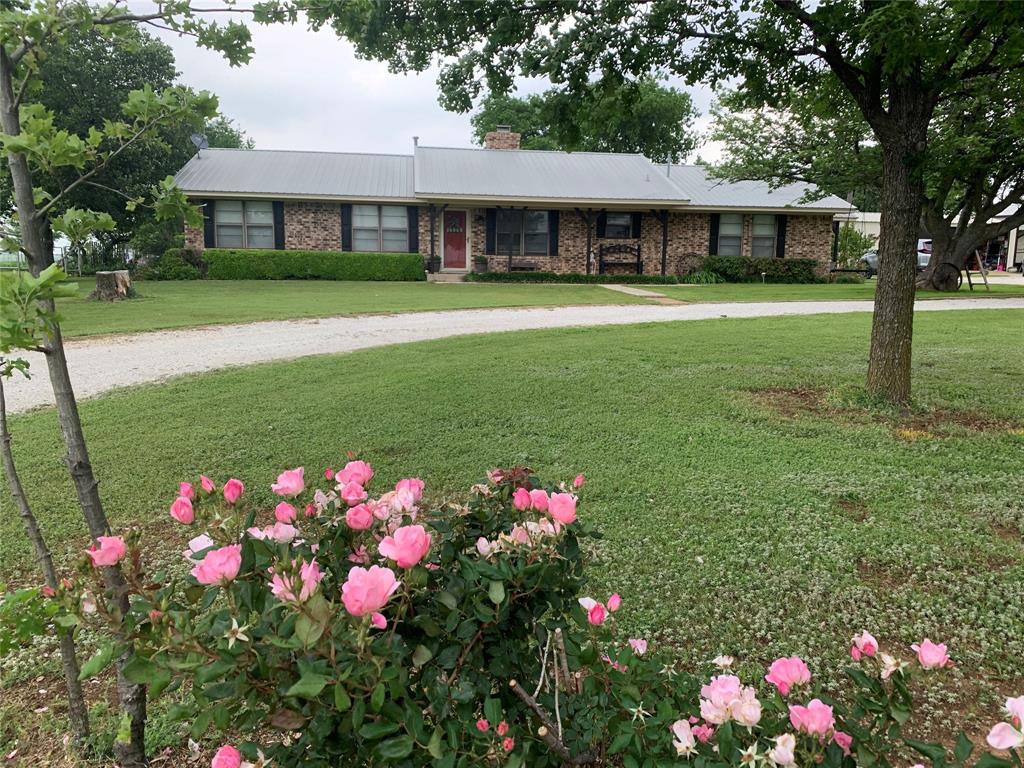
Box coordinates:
[148,7,722,161]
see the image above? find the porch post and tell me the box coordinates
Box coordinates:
[575,208,596,275]
[429,204,436,262]
[656,209,669,276]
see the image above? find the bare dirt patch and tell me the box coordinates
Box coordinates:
[837,498,870,522]
[750,387,1021,438]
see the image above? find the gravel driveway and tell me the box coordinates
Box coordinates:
[8,298,1022,414]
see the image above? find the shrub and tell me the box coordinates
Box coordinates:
[703,256,823,284]
[679,268,726,285]
[204,249,425,281]
[832,272,866,285]
[136,248,204,281]
[837,225,876,269]
[466,271,679,285]
[57,460,1013,768]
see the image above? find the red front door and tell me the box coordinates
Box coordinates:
[443,210,467,269]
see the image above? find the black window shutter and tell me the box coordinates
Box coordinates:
[709,213,720,255]
[407,206,419,252]
[272,201,285,250]
[340,204,352,251]
[631,212,642,238]
[202,199,216,247]
[548,210,559,256]
[775,214,787,258]
[596,212,607,238]
[485,208,496,254]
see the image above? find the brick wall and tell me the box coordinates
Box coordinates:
[184,199,834,276]
[284,201,341,250]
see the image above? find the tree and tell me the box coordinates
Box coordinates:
[13,24,252,264]
[471,78,699,161]
[710,68,1024,290]
[0,3,256,764]
[308,0,1024,404]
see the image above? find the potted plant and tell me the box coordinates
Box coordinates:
[426,255,440,273]
[474,255,489,273]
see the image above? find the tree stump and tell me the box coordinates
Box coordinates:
[90,270,133,301]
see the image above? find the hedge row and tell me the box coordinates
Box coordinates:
[204,249,425,281]
[465,272,681,285]
[702,256,823,284]
[135,248,204,280]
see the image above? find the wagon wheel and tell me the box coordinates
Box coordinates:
[930,262,962,292]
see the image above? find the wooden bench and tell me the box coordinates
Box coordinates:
[598,243,642,275]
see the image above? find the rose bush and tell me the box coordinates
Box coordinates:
[52,460,1016,768]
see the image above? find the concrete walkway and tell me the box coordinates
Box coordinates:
[599,283,685,305]
[7,298,1022,413]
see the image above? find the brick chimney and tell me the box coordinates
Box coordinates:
[484,125,521,150]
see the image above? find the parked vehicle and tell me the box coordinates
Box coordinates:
[859,240,932,277]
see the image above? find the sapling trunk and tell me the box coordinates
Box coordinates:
[0,377,90,742]
[0,49,147,766]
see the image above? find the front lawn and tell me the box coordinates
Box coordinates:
[660,280,1024,302]
[55,278,650,338]
[4,309,1022,737]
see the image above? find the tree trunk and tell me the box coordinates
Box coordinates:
[0,50,147,766]
[0,377,90,742]
[867,141,924,405]
[90,270,133,301]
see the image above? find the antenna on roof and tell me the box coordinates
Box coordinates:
[190,133,209,155]
[412,136,419,148]
[666,161,671,177]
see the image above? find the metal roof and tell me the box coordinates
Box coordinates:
[665,165,853,211]
[172,147,851,211]
[174,148,416,200]
[414,146,688,203]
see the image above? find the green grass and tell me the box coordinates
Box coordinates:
[55,278,648,338]
[661,280,1024,302]
[4,310,1024,730]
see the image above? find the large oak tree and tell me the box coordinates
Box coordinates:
[306,0,1024,404]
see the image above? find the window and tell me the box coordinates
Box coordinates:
[751,214,777,257]
[604,212,634,239]
[353,204,409,252]
[496,210,550,256]
[718,213,742,256]
[215,200,274,249]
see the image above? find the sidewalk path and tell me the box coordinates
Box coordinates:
[8,298,1022,413]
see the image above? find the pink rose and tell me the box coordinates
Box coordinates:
[179,482,195,500]
[509,525,531,546]
[476,537,495,556]
[170,496,194,525]
[693,723,715,743]
[379,524,432,568]
[512,487,531,511]
[502,737,515,752]
[548,492,577,524]
[765,656,811,697]
[1007,696,1024,728]
[275,502,297,524]
[496,721,509,736]
[247,522,297,544]
[211,745,242,768]
[200,475,215,493]
[191,544,242,586]
[671,720,696,756]
[529,489,549,511]
[345,503,375,531]
[337,460,373,487]
[370,611,387,630]
[305,503,317,518]
[912,639,951,669]
[789,698,835,738]
[324,467,334,480]
[732,687,762,727]
[271,467,305,497]
[629,638,648,655]
[85,536,127,568]
[573,474,585,488]
[340,482,368,507]
[768,734,796,767]
[587,602,607,626]
[395,477,425,502]
[607,593,622,612]
[699,675,743,724]
[988,722,1024,751]
[850,630,878,661]
[223,478,244,505]
[341,565,399,617]
[833,731,853,756]
[476,719,489,732]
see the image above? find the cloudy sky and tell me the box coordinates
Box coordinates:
[148,7,721,160]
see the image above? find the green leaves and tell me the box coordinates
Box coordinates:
[285,670,330,700]
[78,642,115,680]
[0,264,77,358]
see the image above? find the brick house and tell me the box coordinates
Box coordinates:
[175,128,851,277]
